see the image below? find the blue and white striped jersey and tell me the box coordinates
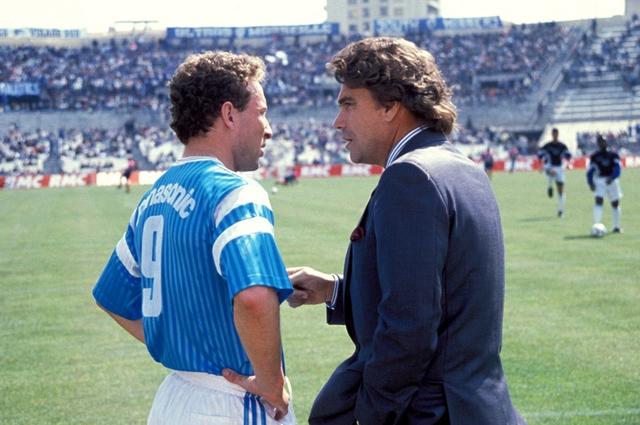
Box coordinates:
[93,156,292,375]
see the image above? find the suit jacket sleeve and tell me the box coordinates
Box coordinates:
[355,161,449,425]
[327,275,346,325]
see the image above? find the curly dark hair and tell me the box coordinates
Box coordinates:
[328,37,457,134]
[169,51,266,144]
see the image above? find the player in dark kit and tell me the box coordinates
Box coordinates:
[537,128,571,217]
[481,147,495,179]
[587,135,623,233]
[118,156,137,193]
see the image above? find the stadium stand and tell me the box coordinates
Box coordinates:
[0,124,51,175]
[0,23,572,112]
[0,119,536,175]
[550,15,640,122]
[2,16,640,177]
[577,126,640,155]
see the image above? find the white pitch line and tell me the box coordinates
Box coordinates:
[525,408,640,419]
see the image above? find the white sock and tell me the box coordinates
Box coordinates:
[558,193,565,212]
[593,204,603,224]
[612,206,621,228]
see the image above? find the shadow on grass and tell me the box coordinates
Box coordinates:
[564,234,600,240]
[519,216,554,223]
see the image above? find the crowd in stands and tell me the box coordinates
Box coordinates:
[1,22,572,113]
[7,118,640,177]
[577,124,640,155]
[564,14,640,88]
[0,39,175,112]
[409,22,570,103]
[0,124,51,175]
[1,120,538,175]
[4,20,640,177]
[57,127,132,173]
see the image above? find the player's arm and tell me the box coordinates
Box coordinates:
[214,181,292,420]
[609,156,621,183]
[562,146,572,168]
[97,303,144,343]
[226,286,289,419]
[586,162,596,190]
[536,147,547,172]
[93,221,144,343]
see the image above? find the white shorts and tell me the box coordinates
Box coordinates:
[147,371,297,425]
[545,165,565,183]
[594,177,622,201]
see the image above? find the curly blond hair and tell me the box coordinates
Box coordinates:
[328,37,457,134]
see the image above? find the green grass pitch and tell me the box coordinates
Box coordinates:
[0,168,639,424]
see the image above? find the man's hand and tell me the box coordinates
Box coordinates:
[222,369,289,420]
[286,267,335,308]
[589,183,595,192]
[606,177,613,185]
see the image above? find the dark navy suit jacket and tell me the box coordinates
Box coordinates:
[309,129,526,425]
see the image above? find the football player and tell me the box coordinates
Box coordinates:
[537,128,572,217]
[587,135,623,233]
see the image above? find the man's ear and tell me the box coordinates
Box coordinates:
[220,101,236,129]
[382,101,401,122]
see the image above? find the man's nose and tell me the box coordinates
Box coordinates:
[333,111,344,130]
[264,120,273,139]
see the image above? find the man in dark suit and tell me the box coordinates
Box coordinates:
[287,37,526,425]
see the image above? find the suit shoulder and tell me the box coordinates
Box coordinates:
[394,142,480,180]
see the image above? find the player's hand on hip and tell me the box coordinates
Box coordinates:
[606,177,613,185]
[286,266,334,307]
[222,369,289,420]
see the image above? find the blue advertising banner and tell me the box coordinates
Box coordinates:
[167,23,339,39]
[374,16,502,35]
[0,28,84,38]
[0,82,41,97]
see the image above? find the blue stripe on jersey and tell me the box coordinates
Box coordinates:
[215,204,275,239]
[258,397,267,425]
[250,395,257,425]
[220,233,292,303]
[212,216,275,275]
[213,179,272,225]
[93,251,142,320]
[92,157,292,375]
[243,393,251,425]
